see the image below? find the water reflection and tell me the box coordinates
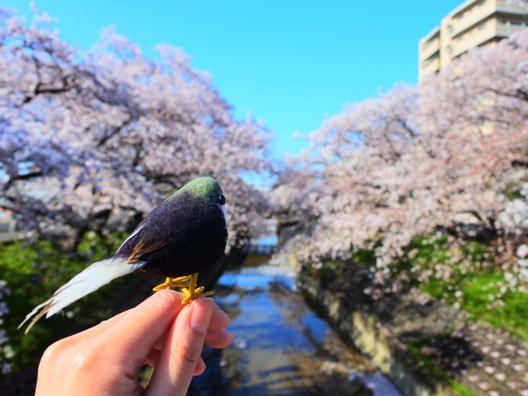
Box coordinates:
[190,263,400,396]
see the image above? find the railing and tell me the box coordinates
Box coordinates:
[0,221,17,233]
[0,221,26,242]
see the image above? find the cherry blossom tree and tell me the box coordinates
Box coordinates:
[274,29,528,293]
[0,7,271,249]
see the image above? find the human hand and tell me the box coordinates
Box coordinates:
[35,290,232,396]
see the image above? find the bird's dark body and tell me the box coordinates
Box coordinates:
[18,176,227,333]
[115,192,227,277]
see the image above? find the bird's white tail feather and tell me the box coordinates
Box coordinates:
[19,258,144,333]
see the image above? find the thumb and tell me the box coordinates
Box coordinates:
[145,298,214,396]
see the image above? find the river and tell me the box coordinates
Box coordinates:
[189,259,401,396]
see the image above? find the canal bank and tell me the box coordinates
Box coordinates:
[189,258,400,395]
[298,261,528,396]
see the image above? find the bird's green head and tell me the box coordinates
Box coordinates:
[172,176,226,206]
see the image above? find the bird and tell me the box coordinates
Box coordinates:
[19,176,228,333]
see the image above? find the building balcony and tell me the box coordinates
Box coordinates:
[497,0,528,14]
[450,18,527,59]
[447,0,527,41]
[419,56,441,82]
[420,39,441,62]
[496,18,528,36]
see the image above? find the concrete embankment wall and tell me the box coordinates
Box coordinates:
[300,270,460,396]
[300,265,466,396]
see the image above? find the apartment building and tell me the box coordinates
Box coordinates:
[419,0,528,83]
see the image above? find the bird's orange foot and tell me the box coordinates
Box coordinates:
[180,286,214,304]
[152,276,191,292]
[180,272,214,304]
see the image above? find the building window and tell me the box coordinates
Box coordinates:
[447,45,454,55]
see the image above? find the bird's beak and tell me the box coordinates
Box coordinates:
[221,204,227,220]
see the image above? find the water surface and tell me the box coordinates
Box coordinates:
[190,261,400,395]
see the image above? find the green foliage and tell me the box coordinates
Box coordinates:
[391,235,528,342]
[352,247,378,267]
[308,234,527,341]
[0,232,127,375]
[460,276,528,341]
[317,260,340,286]
[305,248,378,287]
[504,181,525,201]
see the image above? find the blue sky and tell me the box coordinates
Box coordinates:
[3,0,462,158]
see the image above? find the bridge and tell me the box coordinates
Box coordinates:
[239,243,278,256]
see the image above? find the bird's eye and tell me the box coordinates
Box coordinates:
[218,194,226,205]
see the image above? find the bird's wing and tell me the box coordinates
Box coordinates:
[127,237,166,264]
[116,224,144,253]
[19,258,143,333]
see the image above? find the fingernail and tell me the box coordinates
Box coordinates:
[190,301,212,334]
